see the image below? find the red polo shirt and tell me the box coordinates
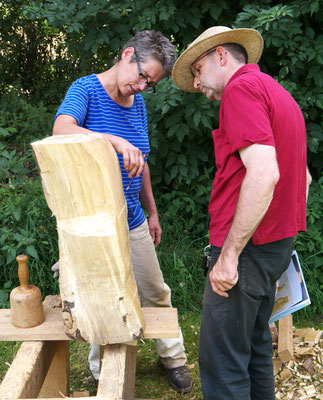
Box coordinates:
[209,64,307,246]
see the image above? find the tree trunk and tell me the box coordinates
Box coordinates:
[31,133,145,344]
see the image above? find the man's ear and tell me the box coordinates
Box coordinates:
[121,46,135,61]
[215,46,227,66]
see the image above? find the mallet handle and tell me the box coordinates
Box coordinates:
[16,255,31,291]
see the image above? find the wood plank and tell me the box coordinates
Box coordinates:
[143,307,179,339]
[278,314,294,363]
[0,398,101,400]
[0,341,54,398]
[0,307,179,341]
[38,341,69,398]
[0,308,69,341]
[97,343,137,400]
[71,392,90,397]
[0,398,151,400]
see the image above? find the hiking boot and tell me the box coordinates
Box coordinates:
[165,365,192,394]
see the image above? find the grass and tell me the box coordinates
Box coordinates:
[0,341,21,383]
[156,212,208,314]
[135,312,202,399]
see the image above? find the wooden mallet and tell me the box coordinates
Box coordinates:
[10,254,45,328]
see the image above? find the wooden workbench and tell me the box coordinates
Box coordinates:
[0,305,179,399]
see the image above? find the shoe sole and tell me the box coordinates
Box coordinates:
[167,377,193,394]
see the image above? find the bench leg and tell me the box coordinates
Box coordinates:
[0,340,69,399]
[38,340,69,398]
[97,342,137,400]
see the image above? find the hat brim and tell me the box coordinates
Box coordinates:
[172,28,264,93]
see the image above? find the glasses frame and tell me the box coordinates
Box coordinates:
[134,53,156,94]
[191,46,218,78]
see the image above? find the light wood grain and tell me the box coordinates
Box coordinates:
[278,314,294,363]
[0,307,179,341]
[97,343,137,399]
[38,341,69,398]
[32,134,144,344]
[0,342,52,398]
[142,307,179,339]
[10,255,45,329]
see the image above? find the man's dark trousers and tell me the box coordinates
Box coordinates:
[199,237,294,400]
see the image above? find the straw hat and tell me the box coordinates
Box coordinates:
[172,26,264,92]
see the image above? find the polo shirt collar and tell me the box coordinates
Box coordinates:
[227,64,260,86]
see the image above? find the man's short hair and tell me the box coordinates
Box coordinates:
[222,43,248,64]
[117,30,176,77]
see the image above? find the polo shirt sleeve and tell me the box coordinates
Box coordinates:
[222,81,275,154]
[55,80,90,126]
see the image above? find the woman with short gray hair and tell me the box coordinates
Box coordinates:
[52,30,192,394]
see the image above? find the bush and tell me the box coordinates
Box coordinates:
[0,127,58,307]
[294,176,323,317]
[0,1,322,317]
[144,79,217,237]
[0,90,54,148]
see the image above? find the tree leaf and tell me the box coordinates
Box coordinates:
[26,246,39,260]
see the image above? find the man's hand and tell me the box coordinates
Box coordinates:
[148,214,162,247]
[209,253,239,297]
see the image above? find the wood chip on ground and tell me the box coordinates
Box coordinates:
[274,327,322,399]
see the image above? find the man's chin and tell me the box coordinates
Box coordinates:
[205,92,217,102]
[203,89,221,102]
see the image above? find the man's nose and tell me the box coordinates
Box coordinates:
[193,76,200,90]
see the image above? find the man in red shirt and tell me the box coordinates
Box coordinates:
[173,26,311,400]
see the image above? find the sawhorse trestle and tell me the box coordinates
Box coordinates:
[0,300,179,400]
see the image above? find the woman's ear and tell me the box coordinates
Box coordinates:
[121,46,135,61]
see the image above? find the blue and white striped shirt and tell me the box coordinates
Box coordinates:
[56,74,150,230]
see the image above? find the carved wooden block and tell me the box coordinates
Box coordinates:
[32,134,144,344]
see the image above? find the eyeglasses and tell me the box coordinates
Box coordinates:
[134,53,156,94]
[191,46,218,77]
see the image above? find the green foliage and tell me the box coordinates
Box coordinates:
[0,0,322,317]
[0,129,29,182]
[1,0,239,103]
[234,1,323,178]
[143,79,217,236]
[0,1,76,105]
[0,280,12,308]
[0,90,54,148]
[1,0,321,177]
[157,212,208,312]
[0,176,59,301]
[295,177,323,316]
[0,126,59,305]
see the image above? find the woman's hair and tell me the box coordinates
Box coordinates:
[117,30,176,77]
